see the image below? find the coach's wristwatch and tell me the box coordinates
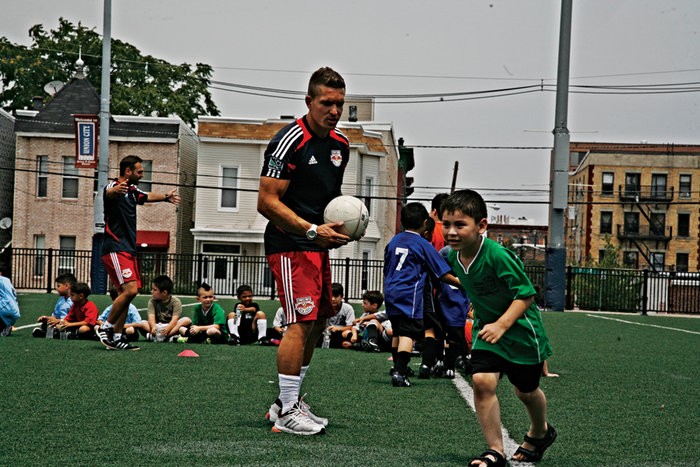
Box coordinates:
[305,224,318,241]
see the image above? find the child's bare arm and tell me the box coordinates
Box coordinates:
[477,296,533,344]
[439,273,462,289]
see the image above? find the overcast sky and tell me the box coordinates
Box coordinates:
[2,0,699,223]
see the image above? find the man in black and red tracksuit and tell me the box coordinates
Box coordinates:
[96,155,179,351]
[258,67,353,435]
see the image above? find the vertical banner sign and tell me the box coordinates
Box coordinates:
[74,114,99,168]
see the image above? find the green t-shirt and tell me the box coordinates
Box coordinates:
[193,302,227,334]
[447,237,552,365]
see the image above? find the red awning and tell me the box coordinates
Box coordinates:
[136,230,170,249]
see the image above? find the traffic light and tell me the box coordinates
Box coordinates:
[404,176,414,197]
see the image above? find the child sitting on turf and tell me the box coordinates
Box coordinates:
[383,202,461,387]
[441,189,555,466]
[32,273,76,338]
[179,282,227,344]
[57,282,99,339]
[352,290,392,352]
[323,282,357,349]
[97,288,148,342]
[147,275,187,342]
[0,266,20,337]
[227,284,268,345]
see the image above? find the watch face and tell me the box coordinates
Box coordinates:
[306,226,317,240]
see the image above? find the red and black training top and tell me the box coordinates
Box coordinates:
[260,116,349,254]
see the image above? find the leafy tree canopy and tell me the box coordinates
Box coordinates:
[0,18,219,126]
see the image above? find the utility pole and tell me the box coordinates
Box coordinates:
[450,161,459,193]
[545,0,572,311]
[90,0,111,293]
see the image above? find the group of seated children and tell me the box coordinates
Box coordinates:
[321,284,393,352]
[30,273,274,345]
[31,273,100,340]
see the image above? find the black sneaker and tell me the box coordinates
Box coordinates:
[96,326,115,349]
[32,327,45,338]
[227,335,240,346]
[419,364,432,379]
[391,373,411,387]
[109,335,140,351]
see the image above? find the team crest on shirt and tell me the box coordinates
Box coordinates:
[330,150,342,167]
[294,296,315,315]
[121,268,133,279]
[267,158,284,171]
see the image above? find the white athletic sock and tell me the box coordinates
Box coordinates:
[101,321,114,329]
[228,318,239,337]
[113,332,122,341]
[257,319,267,340]
[299,365,309,388]
[278,374,301,414]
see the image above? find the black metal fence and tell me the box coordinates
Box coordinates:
[6,248,699,314]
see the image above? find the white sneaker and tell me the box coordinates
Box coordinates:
[272,404,325,435]
[298,396,329,427]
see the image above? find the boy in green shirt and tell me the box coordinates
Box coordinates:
[441,189,556,467]
[181,283,227,344]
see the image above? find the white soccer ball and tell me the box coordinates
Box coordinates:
[323,195,369,241]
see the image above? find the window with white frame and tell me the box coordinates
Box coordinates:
[363,177,374,217]
[220,166,238,209]
[139,159,153,192]
[37,156,48,197]
[58,236,76,274]
[62,156,78,198]
[679,174,691,198]
[34,235,45,277]
[601,172,614,196]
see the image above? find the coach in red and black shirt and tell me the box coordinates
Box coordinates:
[258,67,351,435]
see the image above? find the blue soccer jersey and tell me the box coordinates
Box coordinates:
[53,295,73,319]
[99,304,142,324]
[383,231,452,319]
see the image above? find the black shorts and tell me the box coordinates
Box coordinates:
[389,314,424,341]
[470,349,543,393]
[423,312,444,338]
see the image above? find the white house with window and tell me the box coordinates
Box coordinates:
[192,116,400,292]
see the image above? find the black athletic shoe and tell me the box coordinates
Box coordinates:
[391,373,411,387]
[109,335,140,351]
[96,326,115,348]
[32,327,45,338]
[227,334,240,346]
[418,364,432,379]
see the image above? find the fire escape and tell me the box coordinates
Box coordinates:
[616,177,673,271]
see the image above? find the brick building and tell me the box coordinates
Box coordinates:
[11,64,197,280]
[566,142,700,271]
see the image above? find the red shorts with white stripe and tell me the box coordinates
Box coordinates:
[101,251,142,291]
[266,251,335,324]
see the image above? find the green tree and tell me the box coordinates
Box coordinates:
[0,18,219,126]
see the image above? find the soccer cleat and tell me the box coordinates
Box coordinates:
[444,369,456,379]
[432,360,445,377]
[109,335,141,351]
[391,373,412,387]
[418,364,432,379]
[298,395,328,427]
[1,325,11,337]
[177,336,188,343]
[32,327,45,338]
[96,326,115,349]
[227,334,240,346]
[272,404,326,435]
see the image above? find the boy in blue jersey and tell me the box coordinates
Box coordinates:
[383,202,461,387]
[441,189,555,467]
[32,273,76,338]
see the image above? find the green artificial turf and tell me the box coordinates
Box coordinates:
[1,293,699,466]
